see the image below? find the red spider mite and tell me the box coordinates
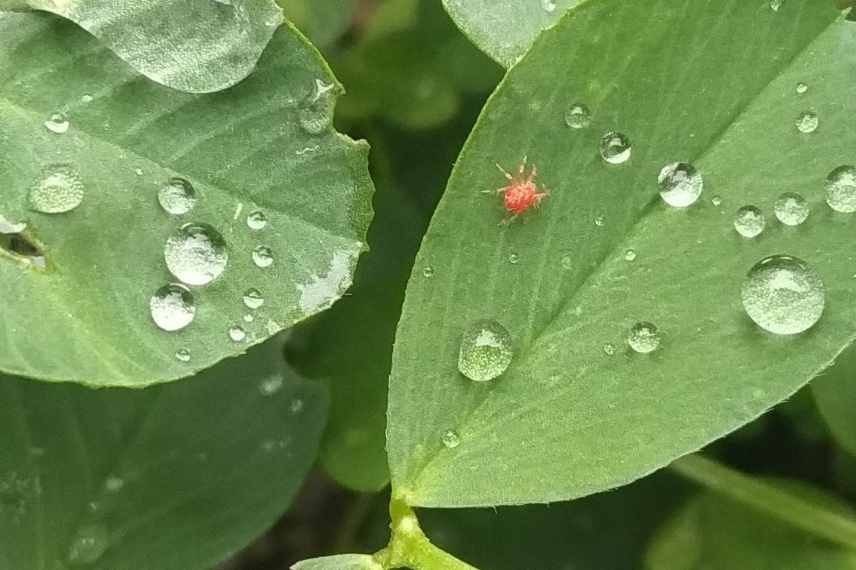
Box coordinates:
[487,156,548,223]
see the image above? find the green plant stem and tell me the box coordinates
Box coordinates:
[333,493,377,553]
[671,454,856,549]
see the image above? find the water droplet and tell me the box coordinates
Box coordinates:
[624,249,637,262]
[247,210,268,230]
[164,223,228,286]
[134,168,144,176]
[508,252,520,264]
[741,255,825,335]
[769,0,783,11]
[29,165,84,214]
[290,398,304,414]
[67,524,110,565]
[299,79,337,135]
[603,343,616,356]
[628,322,660,354]
[44,112,69,134]
[711,195,723,207]
[774,192,809,226]
[796,82,808,94]
[458,320,514,382]
[157,177,197,215]
[561,254,573,270]
[594,215,605,227]
[564,103,591,129]
[104,476,124,493]
[243,313,254,323]
[795,111,818,134]
[733,206,766,238]
[242,288,265,310]
[252,245,274,268]
[259,377,283,396]
[175,348,191,362]
[599,131,632,164]
[150,283,196,332]
[825,165,856,213]
[658,162,703,207]
[441,430,461,449]
[81,94,94,103]
[541,0,556,12]
[423,265,435,278]
[228,325,246,342]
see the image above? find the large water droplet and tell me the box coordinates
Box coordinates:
[564,103,591,129]
[599,132,632,164]
[658,162,703,207]
[774,192,809,226]
[252,245,274,268]
[458,319,513,382]
[164,223,228,286]
[158,177,197,215]
[795,111,818,134]
[825,165,856,213]
[29,165,84,214]
[741,255,825,335]
[441,430,461,449]
[67,524,110,565]
[628,322,660,354]
[44,112,69,134]
[733,206,766,238]
[243,288,265,309]
[150,283,196,332]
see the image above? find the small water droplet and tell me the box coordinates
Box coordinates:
[603,343,616,356]
[150,283,196,332]
[81,94,94,103]
[774,192,809,226]
[741,254,825,335]
[228,325,246,342]
[158,178,197,215]
[599,131,632,164]
[795,111,818,134]
[594,215,605,227]
[29,165,84,214]
[243,288,265,309]
[508,252,520,264]
[769,0,783,12]
[441,430,461,449]
[247,210,268,230]
[299,79,336,135]
[796,82,808,94]
[164,223,228,286]
[624,249,637,262]
[175,348,191,362]
[423,265,435,278]
[458,319,514,382]
[290,398,304,414]
[628,322,660,354]
[564,103,591,129]
[825,165,856,213]
[252,245,274,268]
[259,377,283,396]
[733,206,766,238]
[44,112,69,134]
[711,195,723,207]
[658,162,703,207]
[67,524,110,565]
[561,255,573,270]
[243,313,254,323]
[541,0,557,12]
[134,168,144,176]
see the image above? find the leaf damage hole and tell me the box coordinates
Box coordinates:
[0,218,46,270]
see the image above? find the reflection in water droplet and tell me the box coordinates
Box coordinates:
[796,82,808,95]
[228,325,246,342]
[733,206,766,238]
[599,132,632,164]
[658,162,703,207]
[67,524,110,565]
[458,320,513,382]
[628,322,660,354]
[164,223,228,286]
[150,283,196,332]
[825,165,856,213]
[259,377,283,396]
[795,111,818,134]
[252,245,274,268]
[564,103,591,129]
[29,165,84,214]
[247,210,268,230]
[158,178,197,215]
[243,288,265,309]
[44,112,69,134]
[175,348,191,362]
[441,430,461,449]
[774,192,809,226]
[741,254,824,335]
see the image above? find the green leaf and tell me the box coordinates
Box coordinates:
[813,345,856,455]
[2,0,283,93]
[0,340,328,570]
[646,481,856,570]
[0,11,373,387]
[292,554,382,570]
[279,0,356,49]
[387,0,856,507]
[442,0,583,68]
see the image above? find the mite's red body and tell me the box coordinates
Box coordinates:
[492,157,548,222]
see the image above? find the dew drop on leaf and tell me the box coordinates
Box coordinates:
[242,287,265,309]
[422,265,435,278]
[458,319,514,382]
[594,214,605,227]
[774,192,809,226]
[541,0,557,13]
[603,343,617,356]
[564,103,591,129]
[150,283,196,332]
[795,82,808,94]
[67,524,110,565]
[769,0,783,12]
[246,210,268,230]
[658,162,703,208]
[795,111,818,134]
[29,165,84,214]
[164,223,229,286]
[628,322,660,354]
[228,325,246,343]
[711,195,723,207]
[157,177,197,215]
[624,249,637,262]
[741,255,825,335]
[441,430,461,449]
[44,111,69,134]
[733,206,766,238]
[252,245,274,268]
[825,165,856,213]
[599,131,632,164]
[175,348,191,362]
[508,252,520,264]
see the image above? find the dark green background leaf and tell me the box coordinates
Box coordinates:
[813,345,856,456]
